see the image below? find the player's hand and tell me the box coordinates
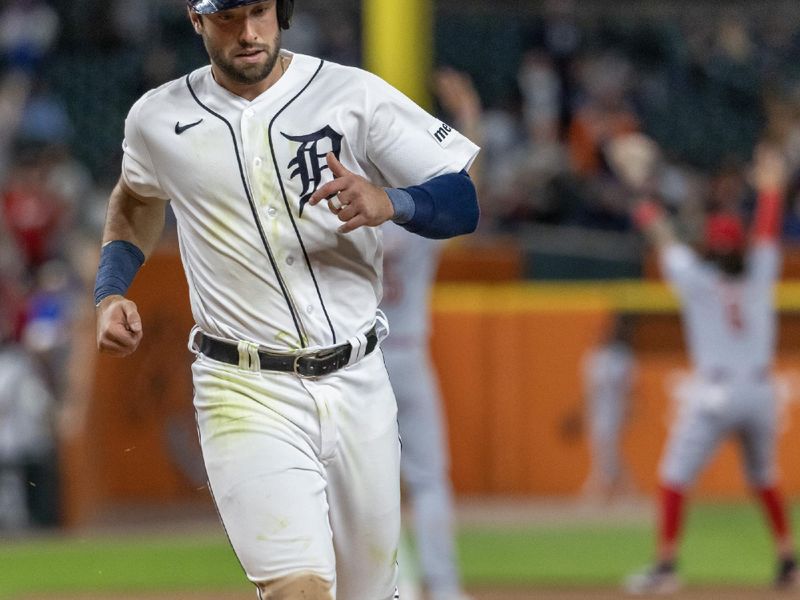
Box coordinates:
[433,67,481,127]
[96,295,143,357]
[603,132,661,195]
[751,142,788,193]
[308,153,395,234]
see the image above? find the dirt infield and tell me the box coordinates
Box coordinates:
[19,587,799,600]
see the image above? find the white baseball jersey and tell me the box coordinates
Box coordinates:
[122,51,479,352]
[119,50,479,599]
[660,242,779,378]
[380,224,443,343]
[658,240,781,488]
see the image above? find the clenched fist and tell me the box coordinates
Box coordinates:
[96,295,143,357]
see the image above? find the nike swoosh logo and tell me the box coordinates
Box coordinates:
[175,119,203,135]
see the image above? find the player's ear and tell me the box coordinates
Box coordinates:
[188,10,203,35]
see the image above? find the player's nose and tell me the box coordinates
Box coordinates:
[238,16,261,44]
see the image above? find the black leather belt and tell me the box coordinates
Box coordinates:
[198,325,378,377]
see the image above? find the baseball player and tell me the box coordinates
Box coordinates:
[580,313,637,503]
[381,226,467,600]
[619,141,798,594]
[93,1,480,598]
[381,66,481,600]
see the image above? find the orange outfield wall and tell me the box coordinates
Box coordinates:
[431,283,800,498]
[61,252,800,525]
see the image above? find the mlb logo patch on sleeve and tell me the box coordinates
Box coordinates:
[428,121,455,147]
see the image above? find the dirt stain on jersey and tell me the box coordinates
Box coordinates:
[199,368,278,443]
[369,542,393,566]
[275,329,302,350]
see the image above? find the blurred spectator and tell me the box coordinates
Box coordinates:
[0,0,59,73]
[16,82,73,146]
[40,143,94,220]
[518,50,562,142]
[0,204,24,282]
[23,1,800,245]
[0,303,57,532]
[568,52,640,179]
[524,0,582,134]
[1,148,70,272]
[0,274,26,344]
[0,71,33,181]
[482,54,572,230]
[22,259,78,396]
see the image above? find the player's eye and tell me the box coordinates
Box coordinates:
[254,1,275,16]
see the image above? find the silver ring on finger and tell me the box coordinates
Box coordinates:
[330,195,343,211]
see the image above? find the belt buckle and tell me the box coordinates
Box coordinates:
[292,347,340,378]
[292,352,309,377]
[292,350,323,377]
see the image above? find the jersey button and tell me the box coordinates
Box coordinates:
[286,256,295,266]
[254,157,262,167]
[306,305,314,314]
[244,108,255,118]
[267,207,277,218]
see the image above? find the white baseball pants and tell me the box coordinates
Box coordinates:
[192,348,401,599]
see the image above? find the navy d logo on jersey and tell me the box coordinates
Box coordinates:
[282,125,343,216]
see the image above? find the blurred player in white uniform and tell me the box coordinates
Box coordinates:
[381,68,481,600]
[381,229,455,600]
[581,313,637,503]
[617,141,798,594]
[93,2,480,598]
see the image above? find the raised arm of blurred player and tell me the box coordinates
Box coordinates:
[602,132,677,251]
[751,143,788,245]
[433,67,483,187]
[94,178,167,356]
[632,198,678,251]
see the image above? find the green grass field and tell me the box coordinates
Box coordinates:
[0,502,793,598]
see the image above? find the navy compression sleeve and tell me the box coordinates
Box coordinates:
[93,240,145,305]
[386,170,479,239]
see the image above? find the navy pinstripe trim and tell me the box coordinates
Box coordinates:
[267,59,339,344]
[184,73,307,347]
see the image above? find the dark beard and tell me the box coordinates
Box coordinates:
[707,251,745,277]
[206,30,281,85]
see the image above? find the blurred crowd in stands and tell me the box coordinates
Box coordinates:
[3,0,800,530]
[463,1,800,240]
